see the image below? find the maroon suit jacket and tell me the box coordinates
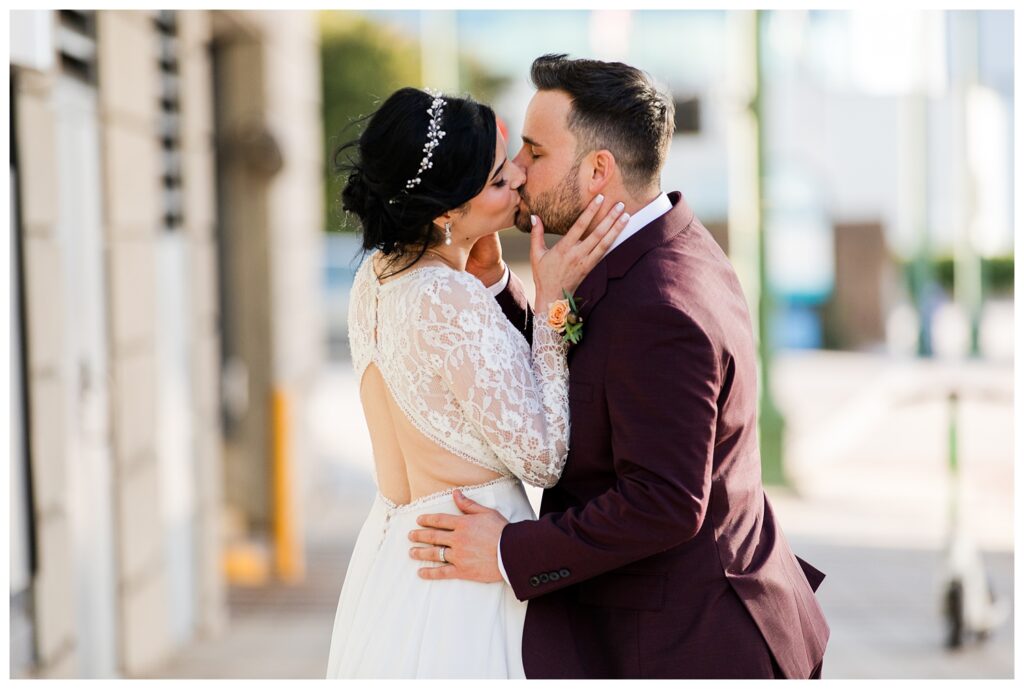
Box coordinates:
[494,192,829,679]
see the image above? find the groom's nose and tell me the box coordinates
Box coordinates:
[512,146,530,172]
[508,159,527,191]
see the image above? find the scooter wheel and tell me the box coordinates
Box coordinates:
[944,579,964,649]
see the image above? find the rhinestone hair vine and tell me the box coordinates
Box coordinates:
[400,88,447,192]
[386,90,447,205]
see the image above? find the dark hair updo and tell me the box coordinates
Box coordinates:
[333,87,497,277]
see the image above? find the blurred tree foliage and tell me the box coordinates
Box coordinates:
[929,255,1014,296]
[320,11,509,233]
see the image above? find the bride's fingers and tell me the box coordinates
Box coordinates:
[563,193,605,243]
[578,202,628,256]
[532,213,548,270]
[587,211,630,263]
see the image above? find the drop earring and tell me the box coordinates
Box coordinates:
[444,221,452,246]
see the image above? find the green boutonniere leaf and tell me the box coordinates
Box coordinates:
[563,288,577,312]
[559,289,585,345]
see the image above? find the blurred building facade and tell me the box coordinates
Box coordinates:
[342,10,1012,356]
[10,9,324,678]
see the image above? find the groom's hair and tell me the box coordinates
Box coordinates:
[530,54,674,196]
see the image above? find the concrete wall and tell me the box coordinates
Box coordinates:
[15,63,79,679]
[213,11,323,558]
[97,11,173,674]
[96,10,229,673]
[12,8,322,677]
[177,10,229,643]
[255,10,325,570]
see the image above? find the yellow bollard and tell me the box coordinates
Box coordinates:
[223,541,270,586]
[271,388,304,583]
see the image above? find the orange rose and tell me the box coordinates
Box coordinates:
[547,299,571,331]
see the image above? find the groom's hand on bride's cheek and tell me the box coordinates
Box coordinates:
[407,490,507,584]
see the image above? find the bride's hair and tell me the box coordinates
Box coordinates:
[333,87,497,277]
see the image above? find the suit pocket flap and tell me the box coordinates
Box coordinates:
[577,571,665,611]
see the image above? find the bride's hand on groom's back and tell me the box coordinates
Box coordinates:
[530,194,629,312]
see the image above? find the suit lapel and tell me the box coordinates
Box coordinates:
[567,192,694,359]
[604,191,692,279]
[573,258,607,322]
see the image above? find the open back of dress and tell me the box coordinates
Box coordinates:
[327,252,571,679]
[347,252,572,506]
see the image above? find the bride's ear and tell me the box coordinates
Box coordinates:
[586,150,616,194]
[431,211,455,229]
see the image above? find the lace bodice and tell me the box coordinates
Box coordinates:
[348,253,570,488]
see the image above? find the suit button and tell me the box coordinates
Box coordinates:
[538,573,550,583]
[529,576,540,587]
[549,571,561,581]
[559,568,571,578]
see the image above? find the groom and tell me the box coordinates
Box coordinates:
[408,54,829,679]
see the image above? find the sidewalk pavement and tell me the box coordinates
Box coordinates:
[151,351,1013,679]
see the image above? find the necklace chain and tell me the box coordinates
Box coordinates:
[422,249,457,270]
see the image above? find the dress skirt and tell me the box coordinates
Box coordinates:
[325,475,534,678]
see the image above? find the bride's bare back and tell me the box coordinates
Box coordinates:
[359,362,502,505]
[347,252,570,507]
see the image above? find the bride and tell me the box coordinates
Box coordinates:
[325,87,627,678]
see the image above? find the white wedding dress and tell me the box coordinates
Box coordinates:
[325,253,570,679]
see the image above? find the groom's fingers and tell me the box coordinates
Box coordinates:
[452,489,490,514]
[408,527,453,546]
[408,546,449,563]
[418,564,460,580]
[416,512,459,530]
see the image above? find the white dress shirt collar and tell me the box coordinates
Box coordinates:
[606,191,672,255]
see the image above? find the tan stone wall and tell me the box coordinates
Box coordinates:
[214,11,324,547]
[96,10,172,675]
[256,10,325,564]
[15,8,319,676]
[96,8,230,671]
[212,22,276,529]
[178,9,228,640]
[15,61,79,679]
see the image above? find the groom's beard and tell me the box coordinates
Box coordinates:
[515,162,585,236]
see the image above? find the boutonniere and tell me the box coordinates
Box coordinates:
[548,289,585,345]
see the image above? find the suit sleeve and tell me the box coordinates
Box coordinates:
[499,300,721,601]
[493,269,533,346]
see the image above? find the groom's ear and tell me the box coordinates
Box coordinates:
[585,149,617,194]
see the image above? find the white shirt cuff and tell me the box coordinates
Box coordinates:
[497,533,511,586]
[485,262,510,296]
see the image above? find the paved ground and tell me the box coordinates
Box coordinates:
[151,350,1014,679]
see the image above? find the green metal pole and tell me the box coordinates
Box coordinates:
[753,10,785,486]
[951,10,984,358]
[947,391,959,534]
[908,91,933,358]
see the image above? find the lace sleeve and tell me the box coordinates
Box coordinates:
[416,272,570,488]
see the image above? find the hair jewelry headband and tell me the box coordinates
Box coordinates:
[388,89,446,205]
[404,89,447,188]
